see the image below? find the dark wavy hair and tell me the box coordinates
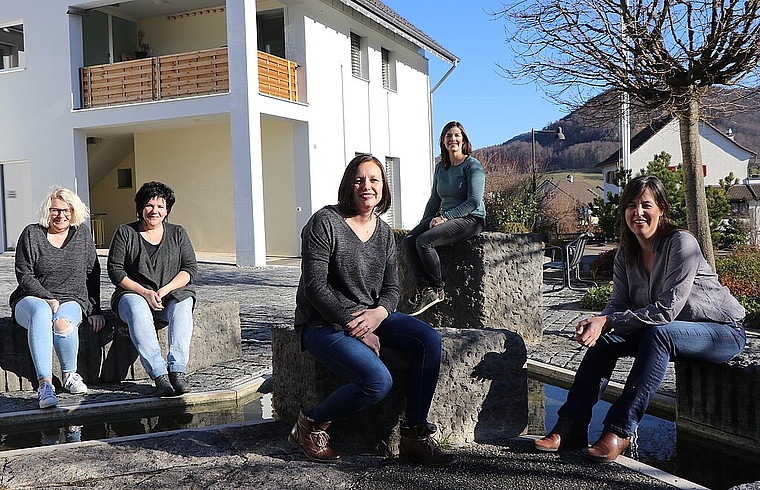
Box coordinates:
[134,181,176,220]
[619,175,679,264]
[439,121,472,170]
[337,154,391,216]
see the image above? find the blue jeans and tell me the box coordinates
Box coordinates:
[14,297,83,380]
[117,294,194,378]
[402,216,483,289]
[301,312,442,426]
[559,321,746,437]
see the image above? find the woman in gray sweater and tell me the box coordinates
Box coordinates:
[107,181,197,397]
[534,175,746,462]
[11,187,105,409]
[289,155,456,467]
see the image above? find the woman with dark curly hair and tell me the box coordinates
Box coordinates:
[107,181,197,397]
[534,175,746,462]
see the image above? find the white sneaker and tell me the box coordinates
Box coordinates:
[38,381,58,409]
[63,372,88,394]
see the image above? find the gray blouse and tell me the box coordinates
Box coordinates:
[602,230,745,334]
[294,205,399,330]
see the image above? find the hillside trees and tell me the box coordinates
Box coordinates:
[497,0,760,268]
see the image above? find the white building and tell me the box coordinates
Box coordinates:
[0,0,457,265]
[598,116,756,196]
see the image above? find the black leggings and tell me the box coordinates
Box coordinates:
[401,215,483,289]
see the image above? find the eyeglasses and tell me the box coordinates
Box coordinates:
[49,208,72,216]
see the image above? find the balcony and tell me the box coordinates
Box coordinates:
[80,48,299,109]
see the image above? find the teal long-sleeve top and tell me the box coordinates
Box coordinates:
[422,155,486,221]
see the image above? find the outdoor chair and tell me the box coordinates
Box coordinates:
[543,232,598,292]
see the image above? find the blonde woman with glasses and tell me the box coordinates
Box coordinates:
[10,187,105,409]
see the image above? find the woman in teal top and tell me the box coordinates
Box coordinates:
[403,121,486,316]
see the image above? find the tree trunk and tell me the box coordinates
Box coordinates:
[677,98,716,269]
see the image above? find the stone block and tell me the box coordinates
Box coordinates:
[0,301,241,391]
[675,338,760,455]
[272,324,527,455]
[396,231,543,344]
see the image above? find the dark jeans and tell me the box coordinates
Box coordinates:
[301,312,442,426]
[402,216,484,289]
[558,321,746,437]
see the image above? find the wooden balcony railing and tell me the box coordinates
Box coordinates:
[80,48,299,109]
[257,51,298,101]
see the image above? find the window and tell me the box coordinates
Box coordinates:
[381,48,396,90]
[257,9,285,58]
[350,32,367,79]
[384,157,402,228]
[0,23,25,71]
[605,170,617,184]
[381,48,390,88]
[117,168,133,189]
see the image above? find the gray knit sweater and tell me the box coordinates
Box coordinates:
[10,223,102,316]
[107,220,197,316]
[294,205,399,330]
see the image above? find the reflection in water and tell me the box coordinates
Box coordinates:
[529,381,760,490]
[0,393,273,452]
[40,426,82,446]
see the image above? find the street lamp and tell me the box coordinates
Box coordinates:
[531,126,566,192]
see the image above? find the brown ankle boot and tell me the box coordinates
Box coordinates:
[534,417,588,452]
[583,430,630,462]
[288,411,341,464]
[399,423,457,467]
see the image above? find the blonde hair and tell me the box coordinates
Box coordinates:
[37,187,90,228]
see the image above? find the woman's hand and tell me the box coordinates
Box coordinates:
[575,316,610,347]
[429,216,447,228]
[360,332,381,357]
[140,288,164,311]
[88,314,106,333]
[346,307,388,339]
[45,299,60,313]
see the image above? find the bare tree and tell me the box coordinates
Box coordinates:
[496,0,760,268]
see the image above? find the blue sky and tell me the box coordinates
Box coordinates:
[381,0,567,149]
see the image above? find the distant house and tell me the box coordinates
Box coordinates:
[598,116,756,197]
[0,0,458,265]
[536,175,600,237]
[727,183,760,245]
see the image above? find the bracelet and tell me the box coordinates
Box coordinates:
[439,215,448,222]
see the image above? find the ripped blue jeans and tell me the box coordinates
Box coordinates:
[14,296,83,380]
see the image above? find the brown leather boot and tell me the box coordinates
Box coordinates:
[288,411,341,464]
[583,430,630,462]
[534,417,588,452]
[399,423,457,467]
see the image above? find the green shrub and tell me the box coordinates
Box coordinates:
[500,222,530,234]
[579,284,613,310]
[716,247,760,329]
[715,247,760,297]
[590,248,617,278]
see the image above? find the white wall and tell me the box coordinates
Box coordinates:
[290,2,434,230]
[0,3,84,233]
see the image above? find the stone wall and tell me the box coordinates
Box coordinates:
[272,325,527,455]
[271,231,542,452]
[395,232,543,344]
[0,301,241,391]
[675,338,760,455]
